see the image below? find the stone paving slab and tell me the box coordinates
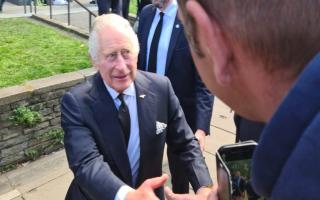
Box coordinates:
[22,172,72,200]
[4,150,69,194]
[0,190,20,200]
[0,175,12,195]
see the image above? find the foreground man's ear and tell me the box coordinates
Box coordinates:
[185,0,233,86]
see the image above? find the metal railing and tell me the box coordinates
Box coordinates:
[47,0,97,32]
[20,0,135,33]
[24,0,37,15]
[23,0,97,33]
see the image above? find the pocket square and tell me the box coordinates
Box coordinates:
[156,121,167,135]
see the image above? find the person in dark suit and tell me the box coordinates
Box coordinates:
[137,0,151,16]
[61,14,212,200]
[0,0,5,12]
[137,0,214,194]
[121,0,130,19]
[234,114,265,143]
[231,171,246,200]
[97,0,119,15]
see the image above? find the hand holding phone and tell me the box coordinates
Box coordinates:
[216,141,258,200]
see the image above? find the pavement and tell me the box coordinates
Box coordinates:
[0,3,237,199]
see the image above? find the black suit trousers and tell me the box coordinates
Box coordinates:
[97,0,119,15]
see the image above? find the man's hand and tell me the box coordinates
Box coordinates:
[207,184,219,200]
[126,174,168,200]
[165,186,198,200]
[196,187,213,198]
[195,129,207,152]
[164,184,219,200]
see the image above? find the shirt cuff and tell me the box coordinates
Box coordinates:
[114,185,134,200]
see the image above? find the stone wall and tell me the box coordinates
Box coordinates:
[0,68,96,172]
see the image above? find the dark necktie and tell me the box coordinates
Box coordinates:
[117,94,131,147]
[148,12,164,73]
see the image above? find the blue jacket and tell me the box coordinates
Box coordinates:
[252,53,320,200]
[137,4,213,134]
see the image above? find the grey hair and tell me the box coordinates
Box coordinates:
[88,14,140,62]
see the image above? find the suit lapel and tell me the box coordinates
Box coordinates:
[165,16,182,74]
[140,7,157,70]
[134,72,157,185]
[90,73,133,185]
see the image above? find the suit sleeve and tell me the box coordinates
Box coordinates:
[137,4,153,71]
[194,71,214,134]
[165,78,213,191]
[61,92,125,199]
[137,16,144,70]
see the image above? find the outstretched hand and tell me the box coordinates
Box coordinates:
[126,174,168,200]
[165,187,198,200]
[165,184,219,200]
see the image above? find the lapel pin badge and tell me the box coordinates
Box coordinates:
[139,94,146,99]
[175,24,180,29]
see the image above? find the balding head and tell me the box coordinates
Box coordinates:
[178,0,320,76]
[176,0,320,121]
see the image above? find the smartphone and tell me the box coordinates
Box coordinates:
[216,141,258,200]
[216,151,232,200]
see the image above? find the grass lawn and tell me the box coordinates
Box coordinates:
[129,0,138,15]
[0,18,90,89]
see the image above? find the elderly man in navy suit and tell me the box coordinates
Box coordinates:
[137,0,214,194]
[61,14,212,200]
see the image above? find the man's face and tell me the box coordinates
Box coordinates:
[94,27,138,93]
[234,171,241,177]
[152,0,170,9]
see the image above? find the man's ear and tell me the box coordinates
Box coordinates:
[185,0,232,85]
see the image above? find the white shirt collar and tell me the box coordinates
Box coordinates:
[156,0,178,18]
[103,81,136,100]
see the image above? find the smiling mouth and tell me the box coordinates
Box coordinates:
[114,74,128,80]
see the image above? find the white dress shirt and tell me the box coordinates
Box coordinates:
[103,82,140,200]
[146,0,178,75]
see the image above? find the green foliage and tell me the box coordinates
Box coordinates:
[0,18,90,89]
[23,129,64,163]
[24,148,40,161]
[0,164,18,173]
[47,129,64,145]
[10,106,41,127]
[35,129,64,145]
[129,0,138,15]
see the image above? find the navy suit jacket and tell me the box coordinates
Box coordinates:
[61,71,212,200]
[252,53,320,199]
[137,4,213,134]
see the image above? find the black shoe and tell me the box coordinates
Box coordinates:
[89,0,95,4]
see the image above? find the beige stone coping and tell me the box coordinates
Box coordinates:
[0,68,97,106]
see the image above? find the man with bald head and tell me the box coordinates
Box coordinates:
[164,0,320,199]
[61,14,212,200]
